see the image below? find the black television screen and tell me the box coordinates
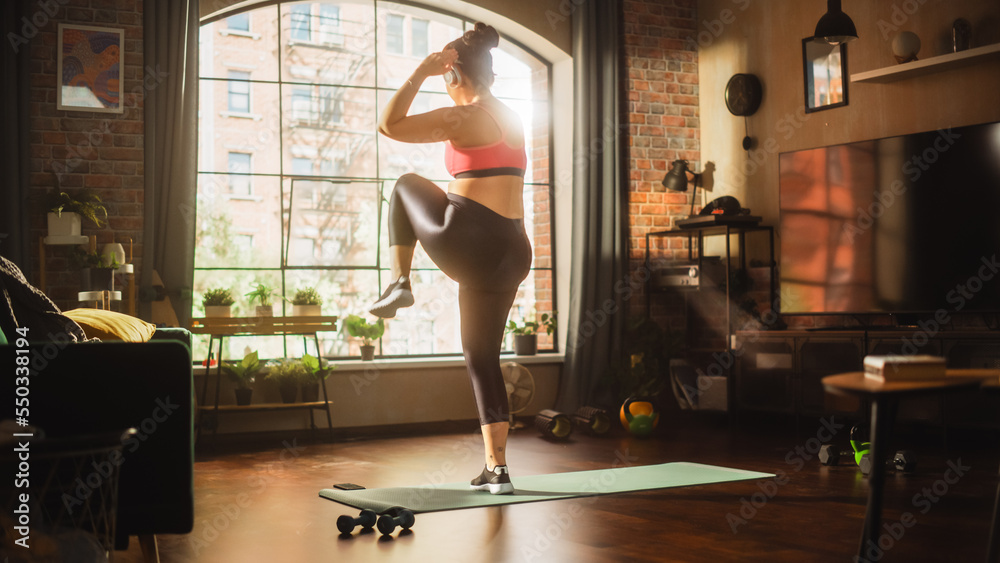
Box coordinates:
[778,120,1000,315]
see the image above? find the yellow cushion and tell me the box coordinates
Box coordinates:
[64,309,156,342]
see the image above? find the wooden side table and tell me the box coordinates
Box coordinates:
[189,316,339,443]
[822,370,996,562]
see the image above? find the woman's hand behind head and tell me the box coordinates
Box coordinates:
[415,49,460,79]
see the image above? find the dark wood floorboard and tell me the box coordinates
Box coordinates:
[115,412,1000,562]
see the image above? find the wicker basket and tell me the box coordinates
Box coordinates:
[1,429,135,559]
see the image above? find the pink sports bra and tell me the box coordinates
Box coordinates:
[444,103,527,179]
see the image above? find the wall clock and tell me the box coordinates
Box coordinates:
[725,73,762,117]
[725,73,762,150]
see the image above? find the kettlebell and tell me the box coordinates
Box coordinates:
[620,397,659,437]
[850,425,871,467]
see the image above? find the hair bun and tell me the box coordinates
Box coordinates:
[463,22,499,50]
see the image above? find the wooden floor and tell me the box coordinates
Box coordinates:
[117,412,1000,562]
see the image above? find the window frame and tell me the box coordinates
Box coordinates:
[196,2,557,361]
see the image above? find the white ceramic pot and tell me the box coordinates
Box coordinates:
[47,212,82,237]
[102,243,126,266]
[205,305,232,318]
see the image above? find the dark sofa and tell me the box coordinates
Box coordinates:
[0,256,194,551]
[1,340,195,549]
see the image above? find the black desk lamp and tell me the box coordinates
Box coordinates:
[661,159,702,218]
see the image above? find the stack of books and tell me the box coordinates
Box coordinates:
[863,355,946,382]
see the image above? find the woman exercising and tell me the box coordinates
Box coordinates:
[370,22,530,495]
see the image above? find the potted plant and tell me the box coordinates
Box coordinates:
[507,312,556,356]
[203,287,236,318]
[220,350,264,406]
[246,283,277,317]
[290,287,323,317]
[71,248,119,292]
[299,353,333,402]
[343,314,384,361]
[45,190,108,237]
[268,358,308,403]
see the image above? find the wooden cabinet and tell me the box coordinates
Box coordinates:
[734,329,1000,428]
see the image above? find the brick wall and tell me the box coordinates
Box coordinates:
[28,0,144,310]
[623,0,699,328]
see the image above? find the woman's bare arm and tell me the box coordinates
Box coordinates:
[378,50,464,143]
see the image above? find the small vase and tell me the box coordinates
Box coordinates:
[255,305,274,317]
[513,334,538,356]
[360,344,375,361]
[205,305,232,318]
[292,304,322,317]
[47,212,82,237]
[234,388,253,406]
[279,382,298,403]
[300,382,320,403]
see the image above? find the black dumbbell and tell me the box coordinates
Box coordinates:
[377,507,415,535]
[337,509,376,534]
[818,444,851,466]
[858,449,917,475]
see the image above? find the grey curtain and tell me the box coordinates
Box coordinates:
[555,0,629,412]
[143,0,199,327]
[0,0,32,268]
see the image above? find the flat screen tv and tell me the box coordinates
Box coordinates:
[778,120,1000,315]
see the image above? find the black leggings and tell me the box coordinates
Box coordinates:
[388,173,531,425]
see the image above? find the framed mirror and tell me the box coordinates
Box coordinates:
[802,37,848,113]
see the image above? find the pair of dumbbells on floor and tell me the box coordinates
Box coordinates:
[337,506,414,537]
[819,425,917,476]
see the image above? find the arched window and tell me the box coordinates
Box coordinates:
[195,2,553,360]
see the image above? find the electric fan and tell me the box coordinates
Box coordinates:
[501,362,535,427]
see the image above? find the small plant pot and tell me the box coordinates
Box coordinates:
[255,305,274,317]
[292,304,322,317]
[513,334,538,356]
[47,212,82,237]
[234,388,253,406]
[300,382,320,403]
[360,344,375,361]
[82,268,115,292]
[205,305,232,318]
[278,382,298,403]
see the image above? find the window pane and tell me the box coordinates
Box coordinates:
[227,71,251,112]
[200,9,279,82]
[411,18,428,57]
[227,13,250,31]
[491,40,548,101]
[282,84,377,178]
[286,179,380,267]
[318,4,343,46]
[199,79,281,174]
[281,1,376,88]
[228,152,253,195]
[290,4,311,41]
[379,269,462,355]
[386,13,403,54]
[507,269,555,351]
[378,5,462,89]
[191,269,286,361]
[195,174,282,268]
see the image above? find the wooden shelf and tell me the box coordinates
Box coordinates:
[43,235,90,245]
[198,401,328,412]
[851,42,1000,83]
[190,315,338,335]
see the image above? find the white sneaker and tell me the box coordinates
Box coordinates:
[368,276,414,319]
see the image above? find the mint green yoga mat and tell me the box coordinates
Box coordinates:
[319,462,773,514]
